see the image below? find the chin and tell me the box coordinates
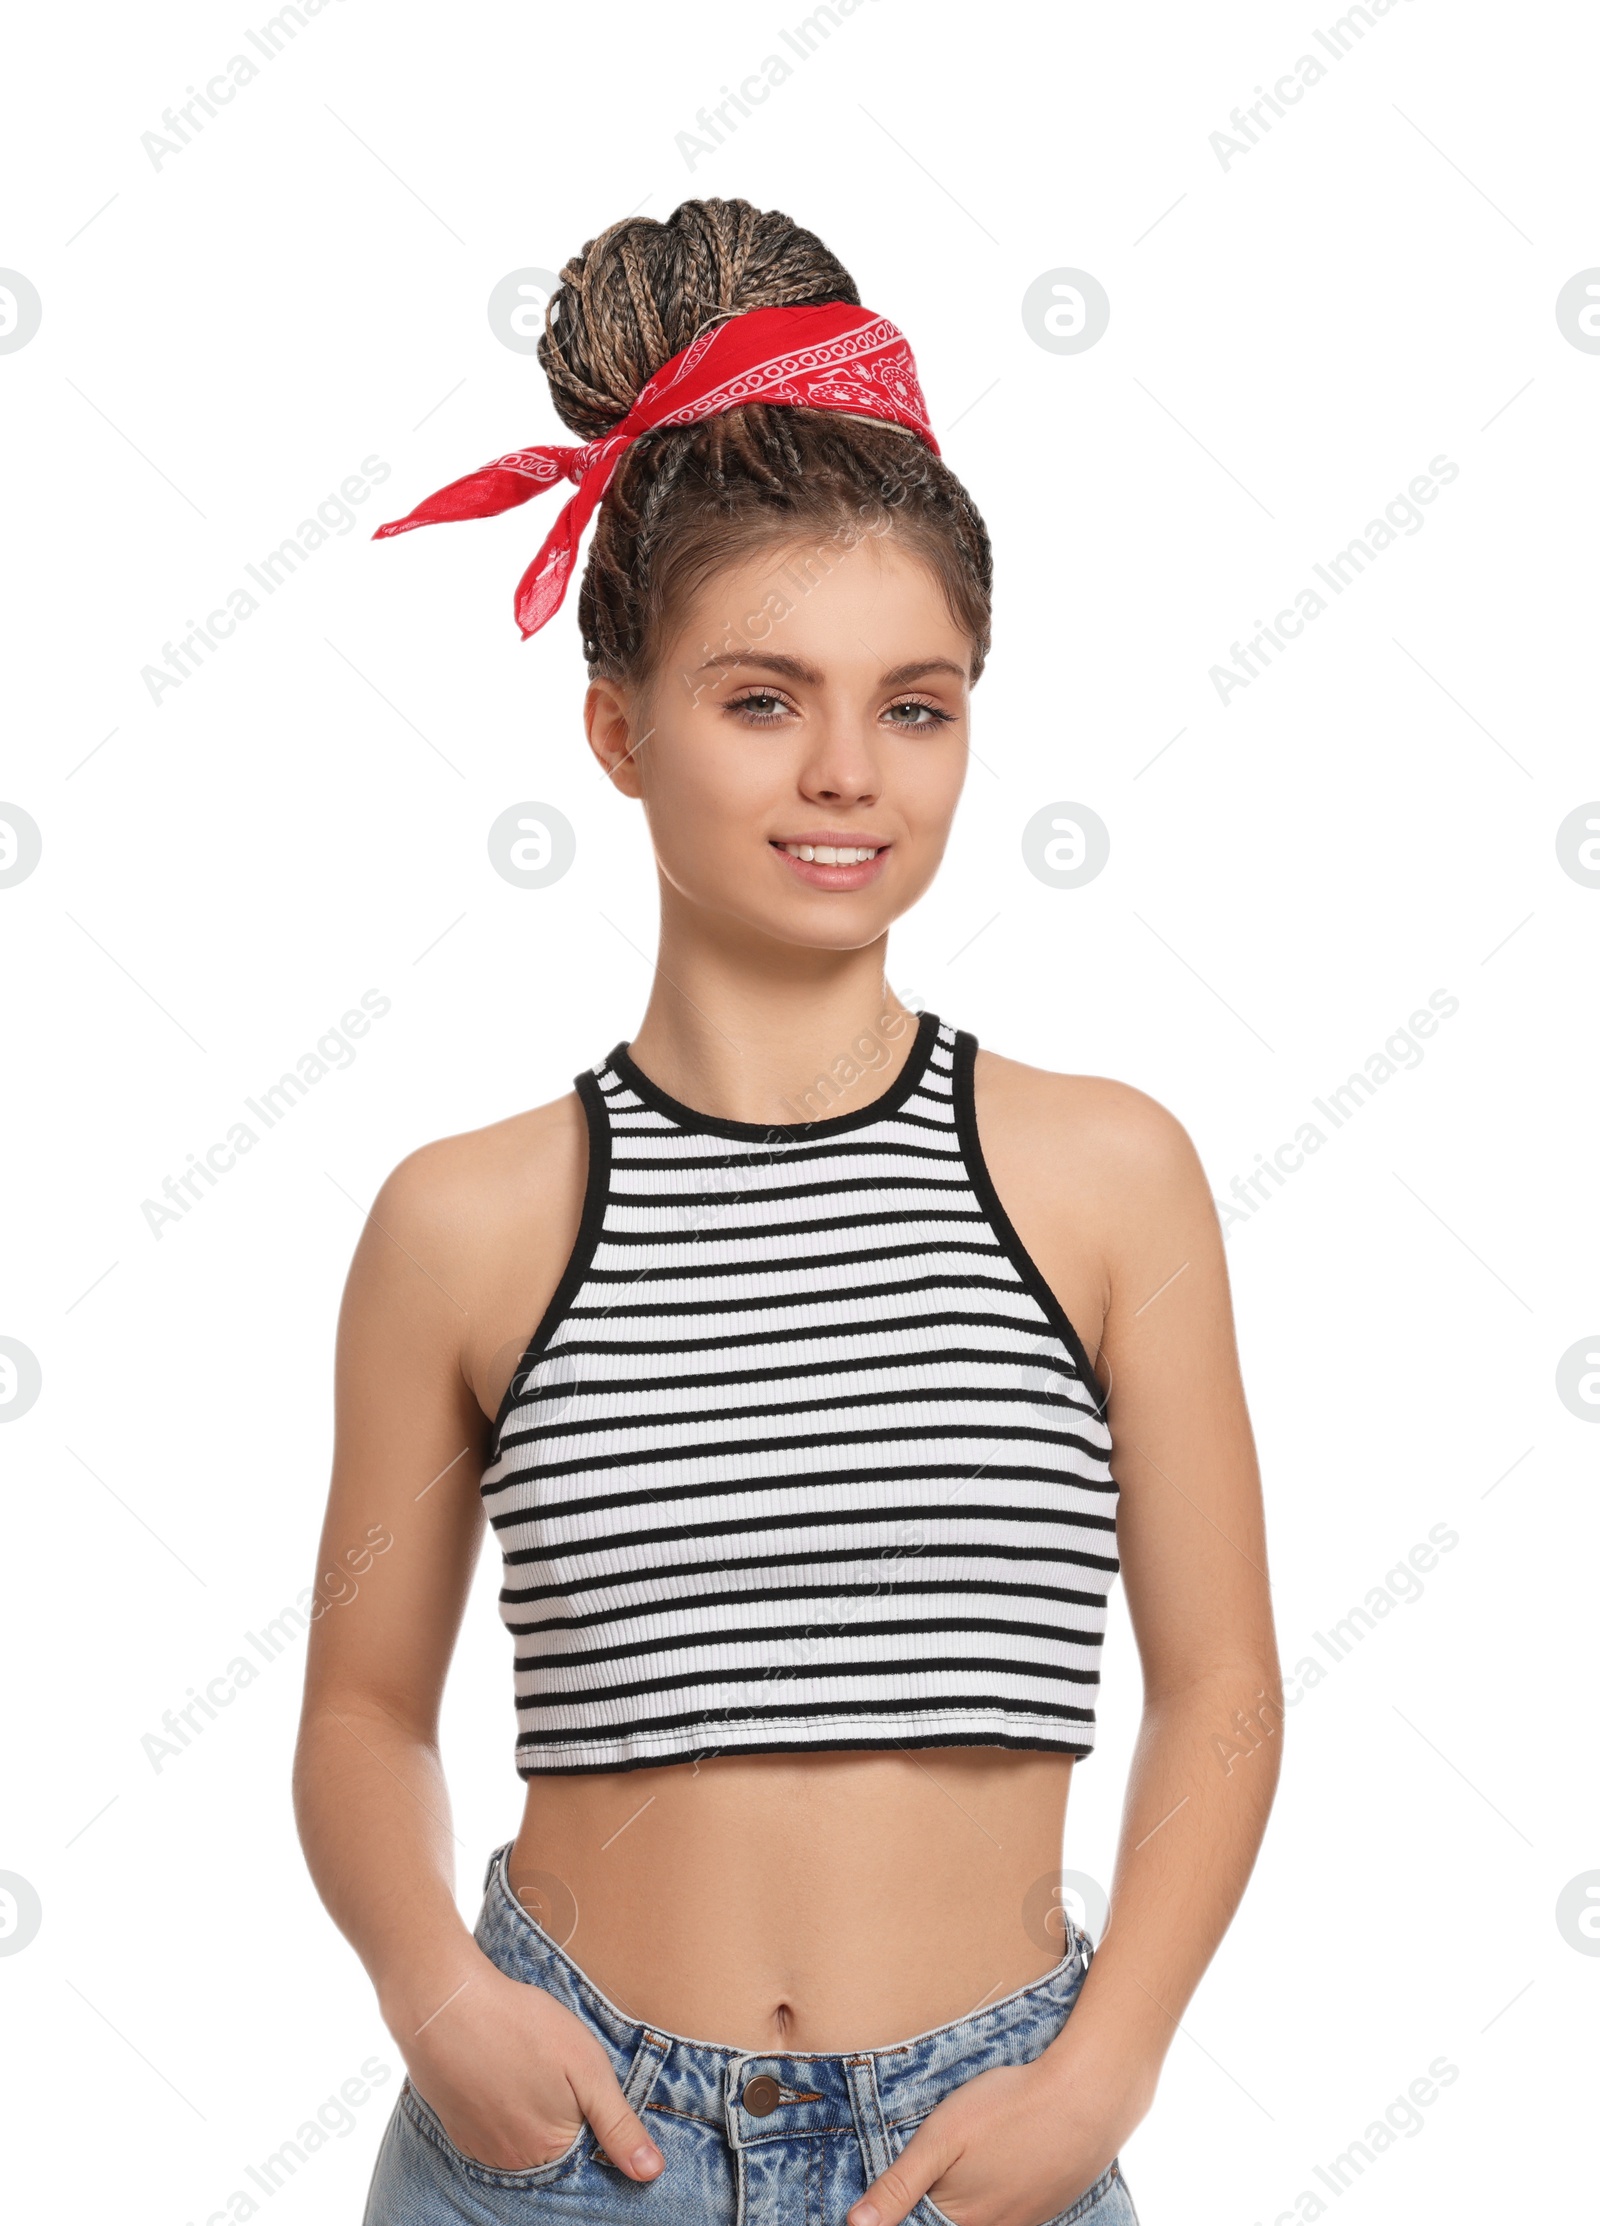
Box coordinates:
[673,864,894,947]
[746,902,891,953]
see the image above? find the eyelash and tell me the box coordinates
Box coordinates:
[724,689,955,731]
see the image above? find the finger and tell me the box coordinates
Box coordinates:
[847,2145,947,2226]
[571,2060,665,2183]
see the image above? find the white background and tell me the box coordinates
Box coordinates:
[2,1,1594,2220]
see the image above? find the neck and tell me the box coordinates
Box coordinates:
[627,970,925,1130]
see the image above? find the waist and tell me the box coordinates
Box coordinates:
[507,1746,1078,2050]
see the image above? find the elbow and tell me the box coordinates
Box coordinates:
[1141,1655,1285,1788]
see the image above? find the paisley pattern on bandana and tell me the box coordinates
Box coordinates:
[372,303,940,639]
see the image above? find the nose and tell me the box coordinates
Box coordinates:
[797,718,881,808]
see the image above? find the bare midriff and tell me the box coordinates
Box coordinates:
[506,1745,1077,2052]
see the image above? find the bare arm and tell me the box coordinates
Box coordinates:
[1034,1083,1281,2106]
[851,1084,1281,2226]
[293,1145,489,2032]
[292,1142,665,2184]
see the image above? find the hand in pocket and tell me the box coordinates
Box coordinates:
[401,1955,663,2180]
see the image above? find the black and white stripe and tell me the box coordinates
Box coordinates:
[481,1010,1119,1776]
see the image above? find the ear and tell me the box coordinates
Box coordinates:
[584,677,648,798]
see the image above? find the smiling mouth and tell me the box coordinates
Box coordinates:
[770,841,887,864]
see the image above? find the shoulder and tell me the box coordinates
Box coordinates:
[377,1087,587,1217]
[971,1044,1203,1188]
[969,1044,1215,1265]
[351,1087,590,1309]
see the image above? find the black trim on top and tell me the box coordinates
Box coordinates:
[485,1066,613,1462]
[606,1007,942,1143]
[517,1728,1094,1777]
[951,1029,1110,1426]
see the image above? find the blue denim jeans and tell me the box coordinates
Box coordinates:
[364,1842,1139,2225]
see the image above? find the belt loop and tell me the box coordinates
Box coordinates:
[482,1842,504,1897]
[587,2029,671,2166]
[723,2054,755,2149]
[843,2055,894,2186]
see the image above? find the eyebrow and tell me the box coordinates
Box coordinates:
[694,652,969,688]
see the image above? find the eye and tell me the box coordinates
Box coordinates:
[884,697,956,729]
[725,689,795,726]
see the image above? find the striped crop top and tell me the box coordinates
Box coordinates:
[481,1010,1119,1777]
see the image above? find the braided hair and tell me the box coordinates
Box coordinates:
[536,197,993,688]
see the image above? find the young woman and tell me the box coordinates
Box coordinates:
[294,196,1281,2226]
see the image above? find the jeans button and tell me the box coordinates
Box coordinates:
[742,2073,781,2115]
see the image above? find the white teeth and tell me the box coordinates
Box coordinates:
[782,843,879,865]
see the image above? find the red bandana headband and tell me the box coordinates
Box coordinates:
[371,300,940,639]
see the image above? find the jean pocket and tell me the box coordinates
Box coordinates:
[919,2157,1133,2226]
[1042,2158,1138,2225]
[399,2078,591,2190]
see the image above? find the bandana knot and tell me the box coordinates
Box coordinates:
[371,301,939,639]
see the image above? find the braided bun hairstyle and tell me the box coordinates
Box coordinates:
[537,197,993,689]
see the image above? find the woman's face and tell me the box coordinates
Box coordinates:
[584,530,972,952]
